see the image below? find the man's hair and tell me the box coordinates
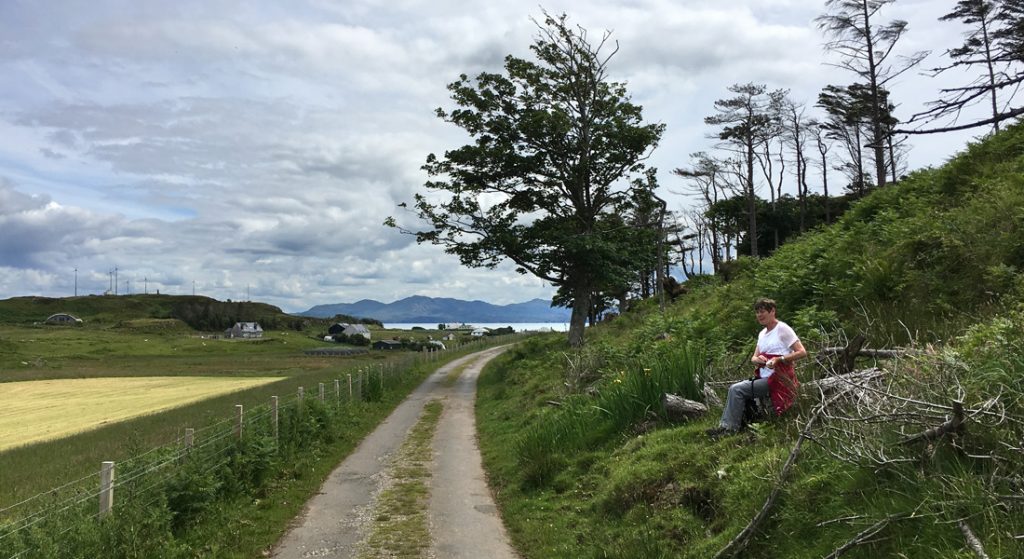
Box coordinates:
[753,298,777,312]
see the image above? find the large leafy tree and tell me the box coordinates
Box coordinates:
[392,13,664,347]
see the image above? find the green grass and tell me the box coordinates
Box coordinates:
[477,341,1023,558]
[473,123,1024,558]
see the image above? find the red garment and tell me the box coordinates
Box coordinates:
[756,353,799,415]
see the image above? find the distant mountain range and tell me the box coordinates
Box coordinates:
[299,296,570,323]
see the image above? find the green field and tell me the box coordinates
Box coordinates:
[0,376,283,450]
[0,313,468,509]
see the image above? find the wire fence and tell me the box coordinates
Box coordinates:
[0,334,517,559]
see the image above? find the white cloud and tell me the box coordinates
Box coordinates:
[0,0,993,312]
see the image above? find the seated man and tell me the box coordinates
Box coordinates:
[707,298,807,437]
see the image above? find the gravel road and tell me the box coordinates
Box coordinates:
[271,346,518,559]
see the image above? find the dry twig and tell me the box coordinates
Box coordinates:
[958,520,990,559]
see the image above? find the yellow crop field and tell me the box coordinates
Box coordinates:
[0,376,283,451]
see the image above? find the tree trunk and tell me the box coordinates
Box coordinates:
[746,138,758,257]
[567,288,591,348]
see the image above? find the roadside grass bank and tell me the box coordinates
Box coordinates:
[475,125,1024,558]
[357,400,444,559]
[477,334,1023,558]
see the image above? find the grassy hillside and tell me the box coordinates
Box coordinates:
[477,124,1024,558]
[0,294,297,328]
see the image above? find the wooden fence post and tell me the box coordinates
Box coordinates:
[318,382,325,403]
[99,461,115,518]
[271,396,279,442]
[298,386,305,412]
[184,428,194,451]
[334,379,341,403]
[347,373,353,401]
[235,405,244,439]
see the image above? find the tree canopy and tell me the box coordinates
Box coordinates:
[389,13,664,347]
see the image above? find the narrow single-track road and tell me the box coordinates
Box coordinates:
[271,346,517,559]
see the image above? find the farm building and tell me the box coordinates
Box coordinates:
[372,340,403,351]
[471,327,490,337]
[327,322,348,335]
[45,313,83,325]
[225,322,263,339]
[343,324,371,340]
[328,323,371,340]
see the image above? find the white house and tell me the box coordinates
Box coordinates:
[471,327,490,337]
[342,324,371,340]
[225,322,263,339]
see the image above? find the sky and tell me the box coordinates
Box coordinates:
[0,0,994,313]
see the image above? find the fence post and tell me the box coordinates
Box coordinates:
[184,428,194,451]
[379,369,384,392]
[347,373,353,401]
[318,382,325,403]
[235,405,244,439]
[298,386,305,413]
[357,372,363,400]
[271,396,279,442]
[99,461,115,518]
[334,379,341,403]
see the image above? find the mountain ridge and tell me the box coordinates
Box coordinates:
[299,296,570,323]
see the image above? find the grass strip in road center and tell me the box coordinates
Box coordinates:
[442,362,471,387]
[358,399,444,559]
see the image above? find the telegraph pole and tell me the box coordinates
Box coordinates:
[114,267,118,295]
[74,268,77,297]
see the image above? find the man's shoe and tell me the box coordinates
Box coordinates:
[705,426,735,440]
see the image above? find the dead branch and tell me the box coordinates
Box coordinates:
[822,514,904,559]
[806,368,886,399]
[900,401,965,446]
[818,347,908,359]
[661,393,708,421]
[839,334,866,375]
[713,392,842,559]
[703,384,723,407]
[958,520,990,559]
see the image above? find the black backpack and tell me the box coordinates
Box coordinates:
[742,379,773,426]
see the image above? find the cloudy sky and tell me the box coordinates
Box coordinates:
[0,0,990,313]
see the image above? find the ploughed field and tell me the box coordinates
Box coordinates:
[0,376,282,450]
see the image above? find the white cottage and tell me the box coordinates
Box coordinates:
[225,322,263,339]
[342,324,371,340]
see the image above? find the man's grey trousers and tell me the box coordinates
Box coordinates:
[719,378,770,430]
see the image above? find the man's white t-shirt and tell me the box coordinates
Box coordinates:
[757,321,799,379]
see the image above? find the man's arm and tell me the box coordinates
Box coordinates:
[768,340,807,368]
